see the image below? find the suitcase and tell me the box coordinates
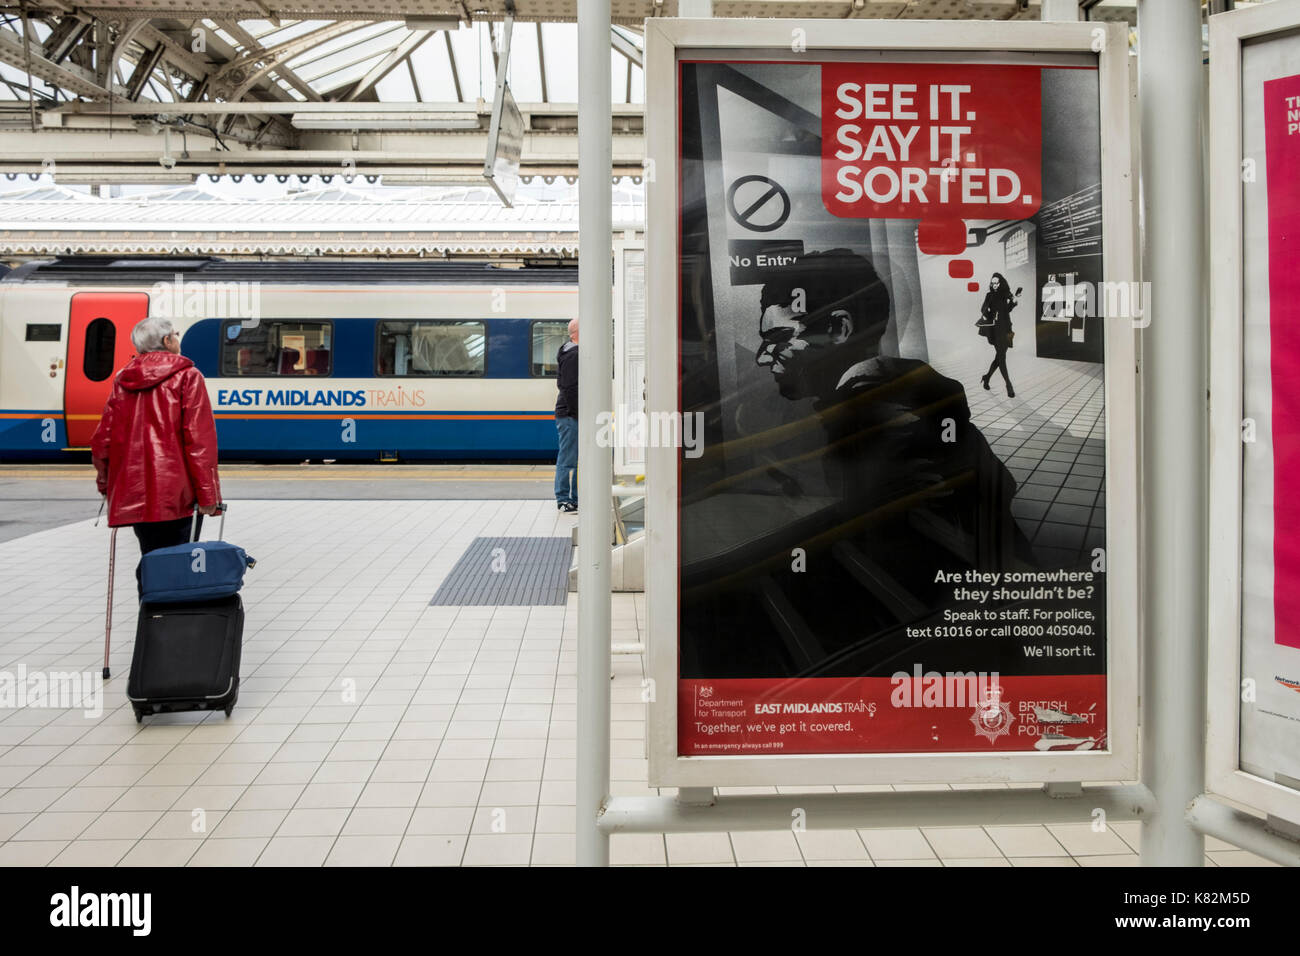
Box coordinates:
[126,593,243,722]
[140,505,255,604]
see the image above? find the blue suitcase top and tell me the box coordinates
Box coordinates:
[140,540,255,604]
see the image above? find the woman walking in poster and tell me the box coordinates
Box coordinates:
[979,273,1022,398]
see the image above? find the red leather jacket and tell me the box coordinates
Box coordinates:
[91,351,222,527]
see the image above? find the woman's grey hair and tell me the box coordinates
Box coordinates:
[131,317,176,352]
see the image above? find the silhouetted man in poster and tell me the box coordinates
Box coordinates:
[680,249,1030,679]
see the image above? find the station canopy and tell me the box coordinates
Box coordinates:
[0,179,645,258]
[0,0,1149,191]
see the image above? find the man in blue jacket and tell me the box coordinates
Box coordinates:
[554,319,579,513]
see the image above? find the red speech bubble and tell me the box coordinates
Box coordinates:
[918,218,967,256]
[821,63,1043,223]
[947,258,975,279]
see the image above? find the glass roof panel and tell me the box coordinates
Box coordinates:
[0,12,645,106]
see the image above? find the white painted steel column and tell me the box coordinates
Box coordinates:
[1187,796,1300,866]
[1137,0,1207,867]
[601,785,1156,833]
[576,0,613,867]
[1041,0,1081,21]
[677,0,714,16]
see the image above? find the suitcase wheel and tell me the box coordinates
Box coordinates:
[224,705,233,717]
[134,709,144,724]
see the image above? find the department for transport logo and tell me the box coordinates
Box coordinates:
[969,684,1014,744]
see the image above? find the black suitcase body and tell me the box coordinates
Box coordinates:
[127,594,243,722]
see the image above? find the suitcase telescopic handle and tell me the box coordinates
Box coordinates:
[191,502,228,543]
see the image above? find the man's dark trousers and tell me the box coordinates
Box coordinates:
[554,417,578,507]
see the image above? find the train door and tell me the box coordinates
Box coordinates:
[64,292,148,448]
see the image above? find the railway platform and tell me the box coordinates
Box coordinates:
[0,485,1275,867]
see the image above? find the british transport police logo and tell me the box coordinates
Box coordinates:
[970,684,1015,744]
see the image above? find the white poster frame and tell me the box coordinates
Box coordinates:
[644,18,1140,788]
[613,234,647,478]
[1206,0,1300,826]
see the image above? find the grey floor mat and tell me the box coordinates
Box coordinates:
[430,536,573,606]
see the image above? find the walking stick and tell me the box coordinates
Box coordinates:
[103,526,116,680]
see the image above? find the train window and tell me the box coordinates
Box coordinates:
[26,323,61,342]
[376,321,485,377]
[221,320,333,376]
[531,321,570,377]
[82,317,116,382]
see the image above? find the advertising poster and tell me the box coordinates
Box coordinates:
[1237,31,1300,791]
[676,54,1116,757]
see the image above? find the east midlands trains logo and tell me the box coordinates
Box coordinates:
[970,684,1014,744]
[217,388,366,407]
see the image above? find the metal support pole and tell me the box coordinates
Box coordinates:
[601,785,1156,834]
[1041,0,1081,21]
[576,0,613,868]
[1137,0,1207,867]
[1187,796,1300,867]
[677,0,714,16]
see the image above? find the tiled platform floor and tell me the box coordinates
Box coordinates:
[943,353,1107,568]
[0,499,1275,866]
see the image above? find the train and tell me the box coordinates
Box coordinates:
[0,256,578,461]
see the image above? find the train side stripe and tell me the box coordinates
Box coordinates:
[2,411,558,421]
[213,413,556,421]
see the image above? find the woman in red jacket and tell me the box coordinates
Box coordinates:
[91,317,222,596]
